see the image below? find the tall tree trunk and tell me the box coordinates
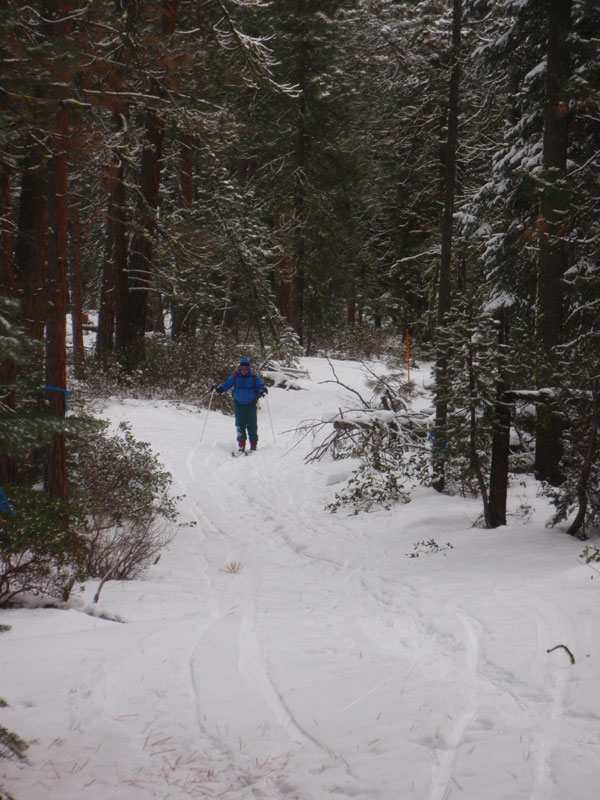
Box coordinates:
[68,194,85,375]
[291,0,308,348]
[41,0,74,500]
[0,159,17,485]
[432,0,462,492]
[567,379,599,538]
[274,252,293,325]
[488,310,511,528]
[172,133,198,337]
[122,109,164,369]
[120,0,175,366]
[113,158,130,363]
[96,159,118,360]
[44,106,69,501]
[534,0,572,486]
[14,146,48,341]
[0,159,12,289]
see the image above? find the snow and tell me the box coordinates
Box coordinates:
[2,357,599,800]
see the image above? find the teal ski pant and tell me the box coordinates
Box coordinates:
[234,400,258,444]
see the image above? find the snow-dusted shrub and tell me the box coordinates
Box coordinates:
[433,297,506,499]
[0,487,86,605]
[68,422,178,587]
[406,539,455,558]
[137,329,231,400]
[307,362,431,514]
[1,625,29,800]
[79,324,301,405]
[315,323,407,362]
[78,328,230,402]
[545,259,600,538]
[326,428,413,513]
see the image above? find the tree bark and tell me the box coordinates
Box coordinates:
[0,159,17,484]
[44,106,70,501]
[119,1,176,365]
[534,0,572,485]
[567,379,599,538]
[14,146,48,341]
[122,109,164,369]
[172,133,198,337]
[96,160,118,360]
[68,195,85,374]
[487,309,511,528]
[111,154,130,364]
[432,0,462,492]
[0,159,12,291]
[291,0,308,348]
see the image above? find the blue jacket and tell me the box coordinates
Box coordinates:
[220,370,265,405]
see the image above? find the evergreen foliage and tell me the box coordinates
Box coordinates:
[547,258,600,536]
[0,486,86,605]
[0,1,598,533]
[1,626,29,800]
[68,421,178,585]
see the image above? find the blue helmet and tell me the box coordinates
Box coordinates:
[239,357,251,366]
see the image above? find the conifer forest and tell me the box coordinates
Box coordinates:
[1,0,599,570]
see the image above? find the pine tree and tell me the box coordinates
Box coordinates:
[548,258,600,537]
[534,0,573,486]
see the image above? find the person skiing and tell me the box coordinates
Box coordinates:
[214,357,267,454]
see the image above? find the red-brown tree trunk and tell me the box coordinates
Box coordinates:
[432,0,462,492]
[0,159,12,289]
[120,1,176,367]
[172,133,198,337]
[534,0,572,485]
[290,0,308,347]
[124,109,164,368]
[68,195,85,374]
[44,106,70,501]
[96,149,123,360]
[0,159,17,485]
[113,156,130,362]
[14,147,48,341]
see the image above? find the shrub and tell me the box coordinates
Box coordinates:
[0,487,86,606]
[326,433,430,514]
[68,421,178,589]
[1,624,29,800]
[308,372,431,514]
[78,323,302,405]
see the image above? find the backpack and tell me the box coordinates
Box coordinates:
[234,370,258,396]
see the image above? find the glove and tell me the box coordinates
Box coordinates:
[260,387,268,397]
[214,386,224,394]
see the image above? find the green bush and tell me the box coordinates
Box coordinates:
[1,624,29,800]
[0,487,86,606]
[68,421,178,584]
[78,323,301,405]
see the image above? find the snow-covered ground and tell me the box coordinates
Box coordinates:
[2,357,599,800]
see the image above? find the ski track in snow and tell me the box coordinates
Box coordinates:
[4,361,600,800]
[493,583,579,800]
[178,399,488,799]
[98,397,566,799]
[184,430,362,792]
[110,385,600,799]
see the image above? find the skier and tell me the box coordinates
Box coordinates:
[214,357,267,454]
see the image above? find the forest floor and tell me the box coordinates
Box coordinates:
[2,357,599,800]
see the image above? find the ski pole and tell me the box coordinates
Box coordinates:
[265,394,276,445]
[200,389,215,443]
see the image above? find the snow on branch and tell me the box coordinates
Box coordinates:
[215,0,299,96]
[303,361,430,464]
